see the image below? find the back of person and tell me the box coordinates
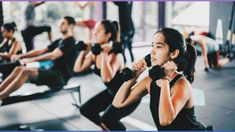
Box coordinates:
[190,35,219,53]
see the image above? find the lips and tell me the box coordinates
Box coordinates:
[151,58,157,62]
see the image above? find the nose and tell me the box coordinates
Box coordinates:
[151,50,156,56]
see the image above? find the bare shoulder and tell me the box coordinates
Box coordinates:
[172,76,192,97]
[14,40,20,45]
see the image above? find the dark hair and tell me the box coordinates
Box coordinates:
[64,16,75,25]
[2,22,17,32]
[101,20,119,42]
[157,28,197,83]
[185,37,192,44]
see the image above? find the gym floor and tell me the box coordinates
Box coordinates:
[0,46,235,130]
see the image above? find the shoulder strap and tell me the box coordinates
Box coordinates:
[169,74,183,88]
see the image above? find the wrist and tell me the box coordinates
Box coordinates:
[18,55,23,59]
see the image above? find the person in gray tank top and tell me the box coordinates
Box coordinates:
[187,34,230,72]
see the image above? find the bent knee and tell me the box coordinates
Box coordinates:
[14,66,24,72]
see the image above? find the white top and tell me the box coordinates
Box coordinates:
[190,35,219,53]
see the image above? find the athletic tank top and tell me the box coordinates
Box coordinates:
[150,74,206,130]
[93,57,123,95]
[0,38,16,53]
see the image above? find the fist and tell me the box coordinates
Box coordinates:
[11,55,20,62]
[132,59,147,77]
[101,44,112,53]
[162,61,177,78]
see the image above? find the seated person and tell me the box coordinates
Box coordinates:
[0,22,22,62]
[0,16,76,106]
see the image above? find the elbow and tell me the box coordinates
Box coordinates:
[159,118,173,126]
[112,100,123,109]
[73,68,78,73]
[49,54,57,60]
[102,77,112,83]
[159,114,175,126]
[74,67,82,73]
[101,73,114,83]
[112,104,122,109]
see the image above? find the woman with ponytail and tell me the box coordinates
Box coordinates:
[74,20,141,130]
[113,28,207,130]
[0,22,22,61]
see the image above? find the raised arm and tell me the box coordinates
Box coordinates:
[74,50,94,73]
[158,77,191,126]
[112,60,149,108]
[113,76,150,108]
[100,45,124,82]
[31,2,45,7]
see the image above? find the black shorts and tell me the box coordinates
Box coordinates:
[207,51,219,68]
[30,68,66,90]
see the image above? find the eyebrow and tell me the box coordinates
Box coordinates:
[152,42,165,45]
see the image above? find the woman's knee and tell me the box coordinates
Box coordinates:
[101,114,126,130]
[20,68,30,76]
[79,103,94,117]
[101,108,117,127]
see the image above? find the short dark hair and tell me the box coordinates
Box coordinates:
[64,16,75,25]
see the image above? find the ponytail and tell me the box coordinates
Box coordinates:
[112,21,120,42]
[183,43,197,83]
[101,20,119,42]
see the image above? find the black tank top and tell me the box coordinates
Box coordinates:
[150,74,206,130]
[0,38,16,53]
[0,38,22,54]
[93,60,123,95]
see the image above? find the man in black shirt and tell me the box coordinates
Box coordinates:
[0,16,76,105]
[114,2,135,63]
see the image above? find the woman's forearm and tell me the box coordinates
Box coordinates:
[112,78,137,108]
[74,51,88,72]
[100,52,115,82]
[158,80,175,126]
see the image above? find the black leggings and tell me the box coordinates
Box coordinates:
[121,30,135,63]
[80,89,141,130]
[21,25,51,51]
[0,61,21,81]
